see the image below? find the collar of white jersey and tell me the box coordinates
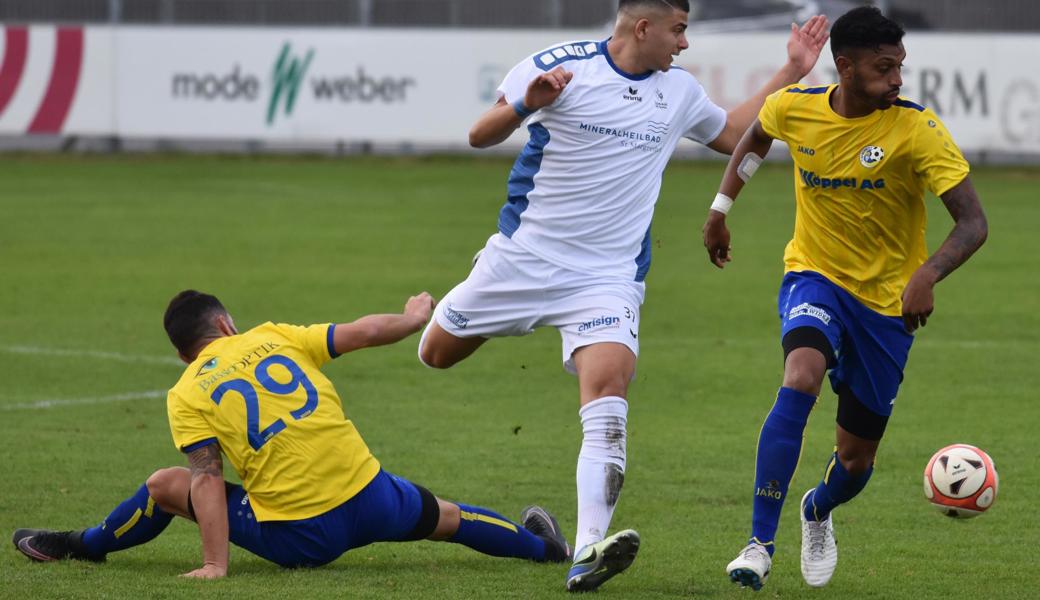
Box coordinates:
[598,39,655,82]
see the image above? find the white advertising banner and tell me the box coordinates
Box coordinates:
[1,24,1039,155]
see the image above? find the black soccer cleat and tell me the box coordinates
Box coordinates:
[12,529,104,563]
[520,505,571,563]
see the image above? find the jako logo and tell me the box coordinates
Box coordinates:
[267,43,314,125]
[0,26,84,134]
[755,480,783,500]
[578,316,621,333]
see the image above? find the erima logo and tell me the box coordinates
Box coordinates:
[195,357,219,377]
[799,168,885,191]
[788,302,832,325]
[578,315,621,333]
[623,86,642,102]
[860,145,885,168]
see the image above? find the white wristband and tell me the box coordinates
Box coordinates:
[710,192,734,215]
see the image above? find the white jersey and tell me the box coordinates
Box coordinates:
[496,39,727,281]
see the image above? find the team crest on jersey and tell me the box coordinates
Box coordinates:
[195,357,219,377]
[859,145,885,168]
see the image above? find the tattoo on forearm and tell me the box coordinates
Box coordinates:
[928,181,988,280]
[188,444,223,479]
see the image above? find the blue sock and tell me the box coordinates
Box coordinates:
[749,387,817,555]
[80,484,174,558]
[803,453,873,522]
[448,503,546,561]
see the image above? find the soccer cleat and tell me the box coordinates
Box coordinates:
[726,542,772,591]
[520,505,571,563]
[565,529,640,593]
[800,489,838,587]
[12,529,103,563]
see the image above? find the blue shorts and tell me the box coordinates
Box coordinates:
[223,469,430,568]
[778,271,914,417]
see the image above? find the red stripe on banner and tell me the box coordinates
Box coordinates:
[28,27,84,134]
[0,27,29,118]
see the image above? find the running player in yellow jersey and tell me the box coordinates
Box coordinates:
[701,6,987,591]
[13,290,569,578]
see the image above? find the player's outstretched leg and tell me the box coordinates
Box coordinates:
[14,477,175,563]
[726,542,772,591]
[727,387,815,589]
[445,502,565,562]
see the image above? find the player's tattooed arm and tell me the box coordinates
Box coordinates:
[183,442,229,579]
[928,177,989,280]
[188,443,223,479]
[901,177,988,332]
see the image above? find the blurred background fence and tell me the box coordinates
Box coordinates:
[2,0,1039,31]
[1,1,1039,160]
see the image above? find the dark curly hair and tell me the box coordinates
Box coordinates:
[831,6,905,58]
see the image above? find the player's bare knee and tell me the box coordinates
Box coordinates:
[782,365,824,396]
[429,499,460,540]
[583,368,631,399]
[837,448,875,475]
[146,467,188,504]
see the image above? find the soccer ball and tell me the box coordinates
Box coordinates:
[923,444,998,518]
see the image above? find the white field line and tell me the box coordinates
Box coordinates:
[0,344,182,366]
[0,344,179,410]
[1,389,167,411]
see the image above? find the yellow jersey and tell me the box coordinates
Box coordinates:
[166,322,380,522]
[758,84,969,315]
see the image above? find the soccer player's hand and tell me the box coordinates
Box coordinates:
[404,292,435,324]
[181,563,227,579]
[901,270,936,332]
[786,15,830,78]
[702,211,732,269]
[524,67,573,111]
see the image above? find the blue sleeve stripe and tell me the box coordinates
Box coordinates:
[181,437,218,453]
[893,98,925,111]
[327,323,340,359]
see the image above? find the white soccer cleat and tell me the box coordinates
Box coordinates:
[726,542,772,590]
[800,489,838,587]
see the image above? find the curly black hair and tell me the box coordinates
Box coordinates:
[831,6,905,58]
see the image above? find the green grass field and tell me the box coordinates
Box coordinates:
[1,155,1036,599]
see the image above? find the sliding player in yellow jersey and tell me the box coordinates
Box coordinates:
[14,290,569,578]
[701,6,987,591]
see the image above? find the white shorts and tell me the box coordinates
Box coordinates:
[428,234,645,374]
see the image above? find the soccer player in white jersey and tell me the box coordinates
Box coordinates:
[419,1,829,592]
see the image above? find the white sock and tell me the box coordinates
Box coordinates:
[574,396,628,555]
